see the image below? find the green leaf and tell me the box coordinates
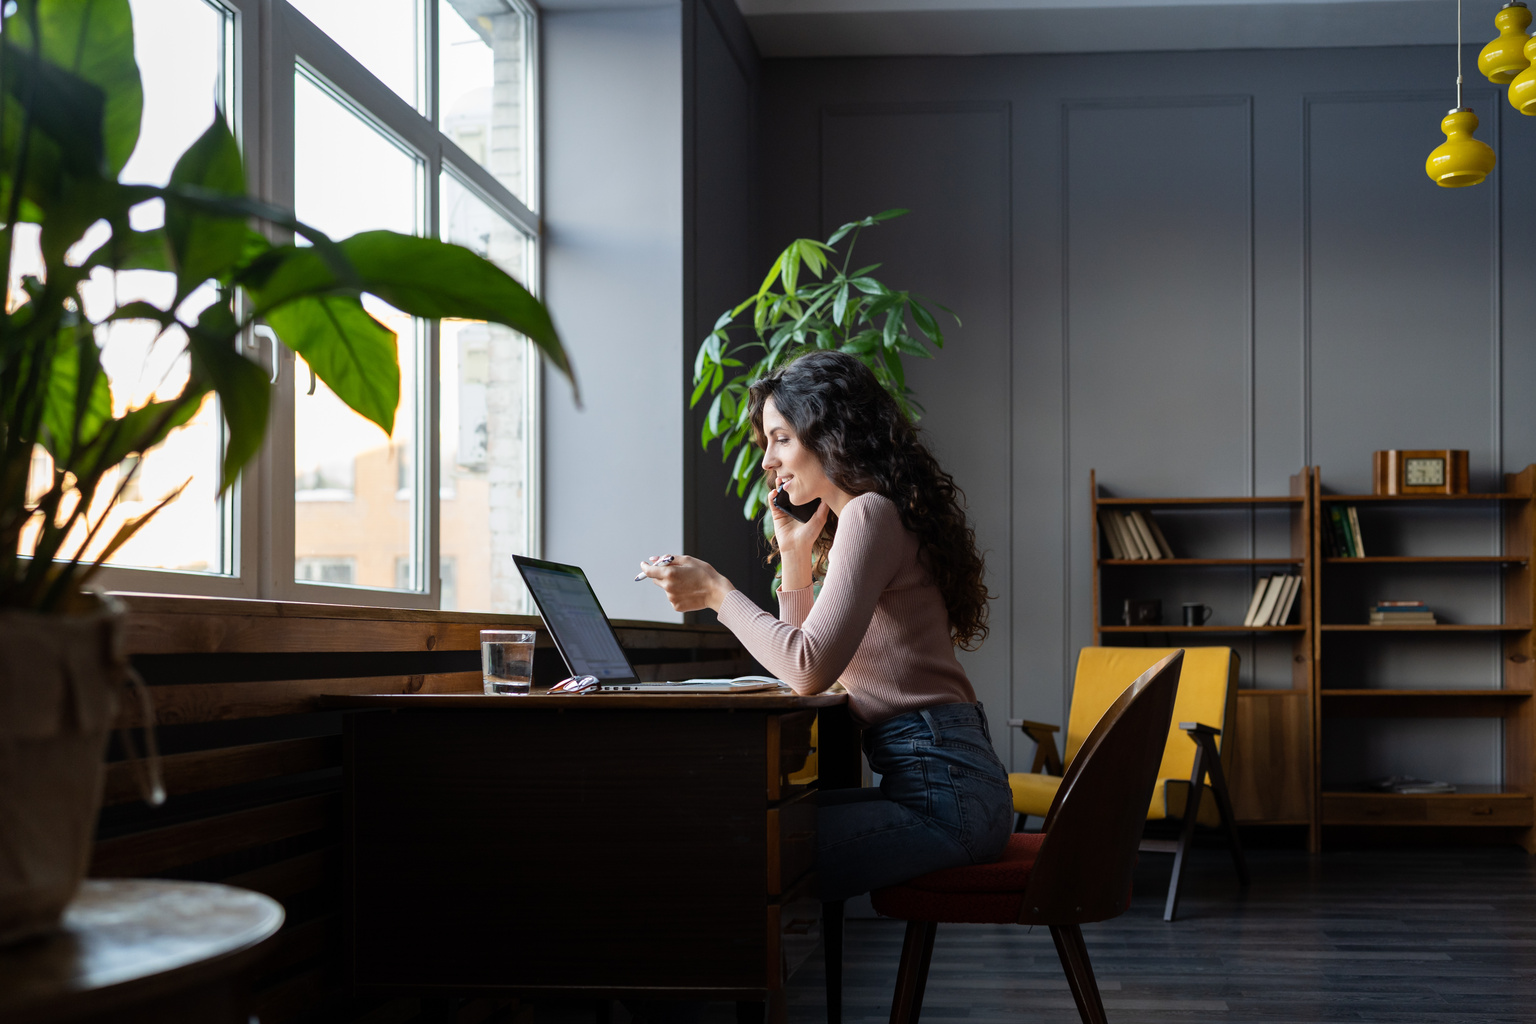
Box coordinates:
[104,300,174,327]
[3,0,141,174]
[832,282,849,326]
[872,208,909,222]
[186,301,270,489]
[166,114,247,303]
[849,276,884,296]
[38,323,111,467]
[909,300,942,344]
[704,391,724,442]
[84,226,171,272]
[264,293,399,435]
[253,231,574,396]
[690,373,711,408]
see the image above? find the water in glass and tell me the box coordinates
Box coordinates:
[481,630,535,695]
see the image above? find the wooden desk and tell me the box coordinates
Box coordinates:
[330,692,856,1020]
[0,879,283,1024]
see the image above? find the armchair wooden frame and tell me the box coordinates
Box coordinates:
[1008,716,1249,922]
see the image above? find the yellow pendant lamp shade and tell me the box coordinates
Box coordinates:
[1426,108,1496,186]
[1479,2,1531,83]
[1510,36,1536,112]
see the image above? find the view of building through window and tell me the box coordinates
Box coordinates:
[440,173,535,612]
[439,0,533,211]
[292,71,425,595]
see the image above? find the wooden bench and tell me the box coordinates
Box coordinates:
[94,593,756,1024]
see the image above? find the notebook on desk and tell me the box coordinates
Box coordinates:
[512,555,782,693]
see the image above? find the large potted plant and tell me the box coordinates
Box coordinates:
[692,210,956,525]
[0,0,574,942]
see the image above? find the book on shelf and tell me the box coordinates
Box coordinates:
[1250,575,1286,626]
[1097,509,1176,559]
[1327,505,1366,557]
[1367,775,1456,795]
[1369,600,1435,625]
[1272,574,1302,625]
[1347,506,1365,556]
[1097,512,1127,559]
[1242,576,1274,627]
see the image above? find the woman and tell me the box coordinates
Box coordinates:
[638,349,1013,900]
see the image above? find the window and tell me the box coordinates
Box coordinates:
[36,0,543,608]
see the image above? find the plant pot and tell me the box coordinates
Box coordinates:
[0,604,125,944]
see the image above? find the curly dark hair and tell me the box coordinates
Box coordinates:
[748,349,990,650]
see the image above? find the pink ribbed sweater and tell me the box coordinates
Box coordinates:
[716,492,977,726]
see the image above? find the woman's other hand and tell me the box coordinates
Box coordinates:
[769,480,831,592]
[637,555,736,613]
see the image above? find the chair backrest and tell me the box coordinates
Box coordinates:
[1021,650,1182,925]
[1064,646,1238,784]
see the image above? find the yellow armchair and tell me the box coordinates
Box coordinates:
[1009,646,1249,921]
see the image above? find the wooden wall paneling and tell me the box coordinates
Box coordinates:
[91,794,337,878]
[101,736,342,807]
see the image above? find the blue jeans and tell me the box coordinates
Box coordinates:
[816,701,1014,901]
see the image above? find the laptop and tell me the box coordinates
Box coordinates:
[512,555,782,693]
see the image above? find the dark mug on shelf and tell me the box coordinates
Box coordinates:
[1182,602,1213,627]
[1123,598,1162,626]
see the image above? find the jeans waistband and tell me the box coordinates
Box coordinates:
[865,701,991,744]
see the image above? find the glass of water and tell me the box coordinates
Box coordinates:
[481,629,536,695]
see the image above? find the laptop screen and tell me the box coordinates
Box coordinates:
[513,556,637,682]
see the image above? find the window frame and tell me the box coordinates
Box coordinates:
[85,0,543,610]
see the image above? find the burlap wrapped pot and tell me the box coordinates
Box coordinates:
[0,605,124,944]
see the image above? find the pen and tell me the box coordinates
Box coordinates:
[633,554,674,581]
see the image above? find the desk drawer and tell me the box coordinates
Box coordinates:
[766,710,817,801]
[767,875,821,989]
[767,790,817,894]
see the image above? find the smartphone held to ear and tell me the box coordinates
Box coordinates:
[772,487,822,524]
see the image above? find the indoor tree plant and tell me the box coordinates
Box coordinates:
[692,209,957,526]
[0,0,573,942]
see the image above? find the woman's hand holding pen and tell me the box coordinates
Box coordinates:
[769,477,829,592]
[635,554,735,613]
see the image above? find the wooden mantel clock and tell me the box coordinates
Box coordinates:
[1373,449,1469,495]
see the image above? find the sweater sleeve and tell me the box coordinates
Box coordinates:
[716,495,904,694]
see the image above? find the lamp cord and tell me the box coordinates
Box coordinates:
[1457,0,1464,108]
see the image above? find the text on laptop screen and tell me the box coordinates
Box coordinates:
[519,564,633,679]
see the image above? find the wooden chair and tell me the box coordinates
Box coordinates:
[867,650,1184,1024]
[1009,646,1248,921]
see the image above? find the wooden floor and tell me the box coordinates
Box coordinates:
[782,846,1536,1024]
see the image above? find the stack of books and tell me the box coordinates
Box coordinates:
[1324,505,1365,557]
[1242,574,1303,626]
[1370,600,1435,625]
[1097,509,1175,560]
[1368,775,1456,794]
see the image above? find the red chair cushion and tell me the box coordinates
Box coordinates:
[869,832,1045,924]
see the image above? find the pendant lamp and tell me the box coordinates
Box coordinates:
[1509,34,1536,111]
[1426,0,1497,186]
[1479,2,1531,83]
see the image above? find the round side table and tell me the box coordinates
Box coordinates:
[0,878,284,1024]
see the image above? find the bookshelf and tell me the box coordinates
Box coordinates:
[1090,470,1316,841]
[1312,465,1535,849]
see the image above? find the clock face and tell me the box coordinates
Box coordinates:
[1405,457,1446,487]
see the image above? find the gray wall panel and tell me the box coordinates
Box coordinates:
[1306,92,1501,494]
[819,104,1013,742]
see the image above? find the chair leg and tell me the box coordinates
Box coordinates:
[888,921,937,1024]
[1049,923,1108,1024]
[1203,750,1250,888]
[824,899,845,1024]
[1015,812,1029,832]
[1163,738,1208,923]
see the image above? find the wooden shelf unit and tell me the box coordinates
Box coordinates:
[1090,469,1316,836]
[1312,465,1536,849]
